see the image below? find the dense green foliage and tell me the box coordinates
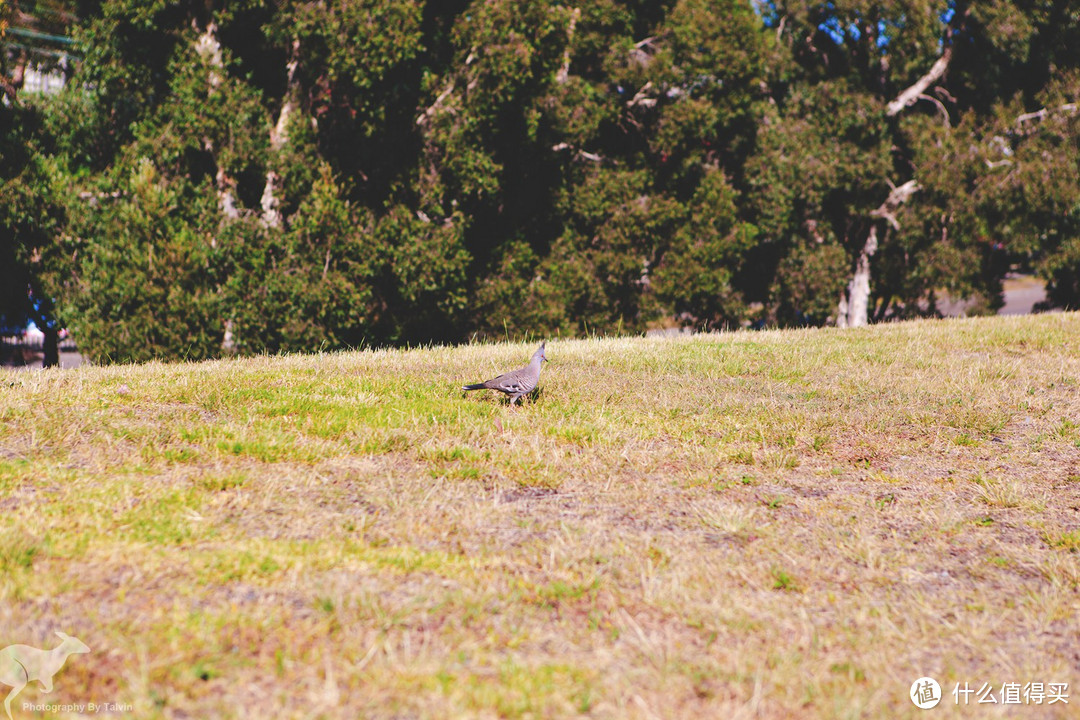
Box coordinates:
[3,0,1079,362]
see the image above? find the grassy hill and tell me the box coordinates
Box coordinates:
[2,314,1079,719]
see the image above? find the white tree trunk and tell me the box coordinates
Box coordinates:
[262,38,301,228]
[836,289,849,328]
[840,226,879,327]
[555,7,580,85]
[838,180,920,327]
[222,319,236,354]
[195,21,239,221]
[835,47,953,327]
[215,165,239,221]
[193,20,240,353]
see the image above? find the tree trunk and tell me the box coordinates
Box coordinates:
[0,50,28,103]
[262,37,301,229]
[42,325,59,368]
[195,21,239,221]
[838,226,879,328]
[837,180,919,328]
[214,164,239,221]
[556,7,580,85]
[835,46,956,328]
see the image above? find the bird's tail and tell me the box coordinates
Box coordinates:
[462,383,486,391]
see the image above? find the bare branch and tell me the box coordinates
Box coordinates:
[886,46,952,117]
[416,47,477,126]
[985,135,1013,169]
[627,81,656,109]
[416,81,455,126]
[933,86,957,105]
[77,190,124,204]
[1018,108,1048,126]
[917,93,950,128]
[881,179,920,208]
[1016,103,1078,133]
[869,179,920,231]
[629,36,659,69]
[552,142,603,163]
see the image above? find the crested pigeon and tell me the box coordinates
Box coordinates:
[463,342,548,404]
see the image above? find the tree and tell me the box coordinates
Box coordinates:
[9,0,1080,366]
[473,0,769,336]
[0,110,66,364]
[754,0,1080,325]
[1,0,78,365]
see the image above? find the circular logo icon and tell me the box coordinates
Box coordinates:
[910,677,942,709]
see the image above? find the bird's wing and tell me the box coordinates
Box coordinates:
[489,367,535,394]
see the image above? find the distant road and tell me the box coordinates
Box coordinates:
[1,340,84,370]
[999,274,1049,315]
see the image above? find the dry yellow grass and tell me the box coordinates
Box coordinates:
[1,313,1079,718]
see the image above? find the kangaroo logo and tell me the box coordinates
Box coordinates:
[0,632,90,720]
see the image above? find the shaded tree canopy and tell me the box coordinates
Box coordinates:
[2,0,1078,363]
